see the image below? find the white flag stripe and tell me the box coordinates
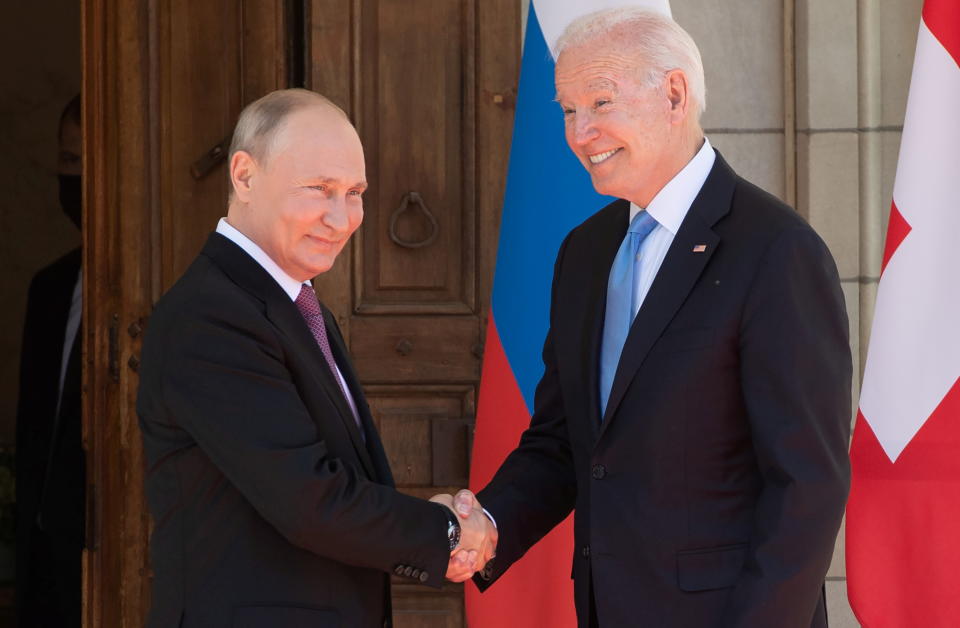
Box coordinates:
[532,0,672,60]
[859,19,960,462]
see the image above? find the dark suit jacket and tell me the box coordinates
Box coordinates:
[137,234,450,628]
[476,154,852,627]
[15,246,84,627]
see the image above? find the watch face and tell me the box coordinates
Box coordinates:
[448,516,461,550]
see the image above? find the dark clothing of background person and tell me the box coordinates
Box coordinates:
[15,247,84,628]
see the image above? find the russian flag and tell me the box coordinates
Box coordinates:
[467,2,671,625]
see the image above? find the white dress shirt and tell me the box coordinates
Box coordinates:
[628,137,716,315]
[215,218,361,424]
[55,269,83,420]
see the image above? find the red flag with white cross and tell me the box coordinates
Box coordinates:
[846,1,960,625]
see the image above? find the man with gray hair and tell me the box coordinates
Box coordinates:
[136,88,496,627]
[468,9,851,627]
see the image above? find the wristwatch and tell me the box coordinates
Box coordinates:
[443,507,461,551]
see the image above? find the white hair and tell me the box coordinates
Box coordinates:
[553,8,706,118]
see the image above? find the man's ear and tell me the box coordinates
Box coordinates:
[664,69,690,124]
[230,150,258,202]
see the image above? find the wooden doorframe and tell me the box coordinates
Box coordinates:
[81,1,289,624]
[81,1,155,625]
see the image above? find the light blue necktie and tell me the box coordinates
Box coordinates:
[599,211,659,417]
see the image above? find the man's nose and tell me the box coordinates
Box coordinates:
[571,112,600,146]
[322,197,351,232]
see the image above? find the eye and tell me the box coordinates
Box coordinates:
[594,99,611,109]
[348,189,364,197]
[308,184,327,192]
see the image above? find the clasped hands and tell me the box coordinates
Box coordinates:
[430,489,498,582]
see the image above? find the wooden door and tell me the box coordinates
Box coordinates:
[308,2,518,624]
[82,0,290,625]
[83,0,518,626]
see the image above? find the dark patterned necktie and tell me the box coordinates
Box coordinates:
[294,284,363,435]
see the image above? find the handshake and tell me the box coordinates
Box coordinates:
[430,489,499,582]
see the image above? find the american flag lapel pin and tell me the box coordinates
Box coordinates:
[692,244,707,253]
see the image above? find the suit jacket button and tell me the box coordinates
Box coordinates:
[582,545,590,558]
[591,464,606,479]
[394,565,405,576]
[411,568,421,580]
[403,566,414,578]
[419,571,429,583]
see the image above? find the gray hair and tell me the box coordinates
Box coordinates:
[228,88,348,168]
[553,8,706,118]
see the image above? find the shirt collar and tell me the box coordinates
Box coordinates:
[215,218,310,301]
[629,137,716,234]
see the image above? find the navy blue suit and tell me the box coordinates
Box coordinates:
[475,154,852,627]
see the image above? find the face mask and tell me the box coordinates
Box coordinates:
[58,174,82,230]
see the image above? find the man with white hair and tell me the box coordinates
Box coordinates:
[469,9,851,627]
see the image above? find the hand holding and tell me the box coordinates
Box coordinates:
[430,490,498,582]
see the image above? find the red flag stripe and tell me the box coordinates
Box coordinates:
[879,201,911,275]
[467,315,577,628]
[923,0,960,68]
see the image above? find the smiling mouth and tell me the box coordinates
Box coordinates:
[588,148,621,165]
[308,235,342,247]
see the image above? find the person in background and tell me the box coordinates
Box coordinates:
[15,93,84,628]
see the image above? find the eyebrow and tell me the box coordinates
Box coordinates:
[588,78,619,93]
[306,176,368,189]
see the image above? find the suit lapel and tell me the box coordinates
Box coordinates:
[323,308,395,487]
[202,234,378,480]
[264,297,378,480]
[599,154,737,433]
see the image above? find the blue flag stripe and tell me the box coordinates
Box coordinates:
[491,3,613,412]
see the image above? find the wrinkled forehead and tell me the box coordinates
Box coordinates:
[555,42,643,99]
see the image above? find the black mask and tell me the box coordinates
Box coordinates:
[58,174,82,230]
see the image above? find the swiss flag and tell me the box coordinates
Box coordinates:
[846,1,960,626]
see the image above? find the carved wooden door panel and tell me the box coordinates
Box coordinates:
[308,1,518,625]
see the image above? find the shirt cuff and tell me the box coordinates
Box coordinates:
[482,507,497,529]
